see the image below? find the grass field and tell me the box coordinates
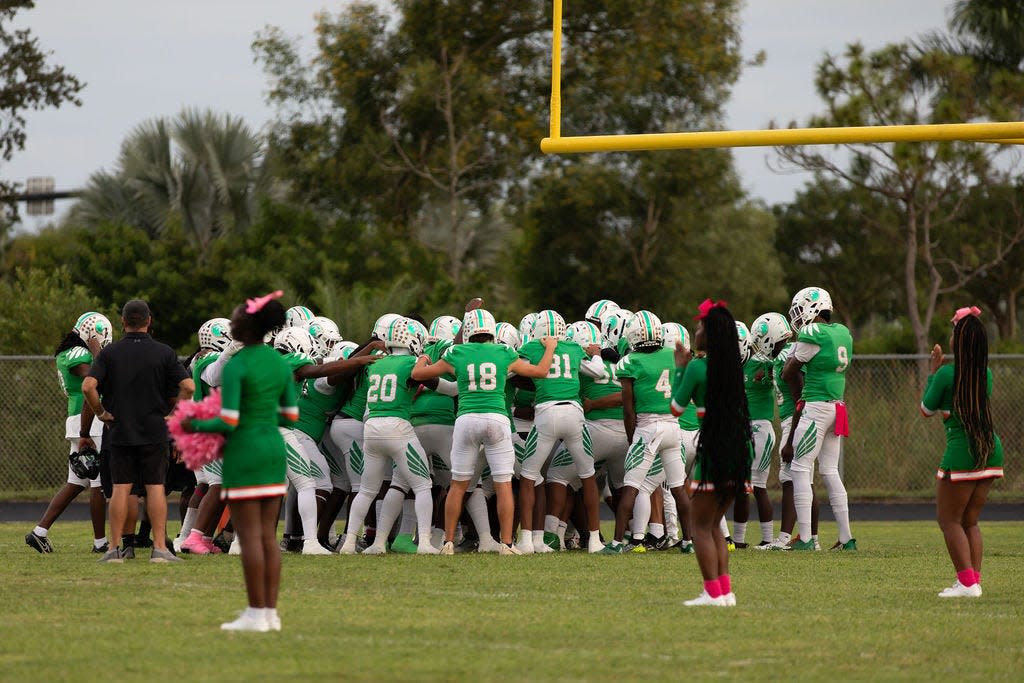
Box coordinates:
[2,521,1022,682]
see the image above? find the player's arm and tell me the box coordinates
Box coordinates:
[583,391,622,412]
[411,356,455,382]
[510,337,557,378]
[579,351,608,380]
[780,354,809,463]
[296,354,377,382]
[621,378,636,444]
[669,342,695,417]
[188,358,243,433]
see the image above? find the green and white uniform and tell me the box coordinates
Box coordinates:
[444,342,521,483]
[619,348,686,490]
[295,374,348,490]
[328,366,370,492]
[57,345,103,487]
[191,351,225,485]
[411,340,456,487]
[279,352,327,492]
[191,344,297,499]
[745,356,777,489]
[921,364,1004,481]
[518,339,607,483]
[773,343,797,483]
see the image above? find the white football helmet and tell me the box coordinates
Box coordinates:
[625,310,664,351]
[736,321,752,361]
[567,320,602,348]
[74,312,113,348]
[273,326,315,357]
[463,309,497,340]
[495,322,521,349]
[285,305,315,328]
[427,315,461,344]
[789,286,833,329]
[532,310,567,340]
[751,312,793,360]
[584,299,620,326]
[372,313,403,341]
[518,313,538,344]
[386,317,424,355]
[661,322,691,352]
[198,317,232,353]
[601,308,632,349]
[308,316,342,360]
[335,340,359,360]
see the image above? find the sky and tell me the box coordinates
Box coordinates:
[5,0,952,229]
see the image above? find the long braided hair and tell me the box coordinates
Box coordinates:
[695,306,753,500]
[952,315,995,468]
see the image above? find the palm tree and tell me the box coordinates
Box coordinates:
[71,108,269,255]
[949,0,1024,71]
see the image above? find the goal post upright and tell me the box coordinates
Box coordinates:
[549,0,563,141]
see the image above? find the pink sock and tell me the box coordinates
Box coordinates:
[719,574,732,594]
[957,568,977,587]
[704,579,722,599]
[973,569,981,584]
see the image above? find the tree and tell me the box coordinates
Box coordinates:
[774,42,1024,356]
[0,1,84,217]
[0,267,105,354]
[71,109,269,257]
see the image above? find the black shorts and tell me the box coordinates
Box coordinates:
[109,442,169,487]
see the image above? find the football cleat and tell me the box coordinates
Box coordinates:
[25,531,54,554]
[830,538,857,551]
[599,542,625,555]
[791,539,816,551]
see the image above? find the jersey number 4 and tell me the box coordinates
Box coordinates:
[655,369,671,398]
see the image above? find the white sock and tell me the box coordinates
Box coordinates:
[760,522,774,544]
[297,488,319,541]
[649,523,664,539]
[518,528,533,549]
[466,489,493,542]
[375,488,406,544]
[733,522,747,544]
[532,529,544,547]
[777,531,792,544]
[398,498,417,535]
[556,521,567,548]
[178,507,199,539]
[413,490,434,547]
[822,471,852,543]
[344,490,375,543]
[718,516,730,538]
[631,493,652,539]
[94,537,108,549]
[793,471,814,542]
[33,526,48,538]
[544,515,560,535]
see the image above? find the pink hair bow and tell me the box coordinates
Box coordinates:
[245,290,283,314]
[693,298,728,321]
[951,306,981,324]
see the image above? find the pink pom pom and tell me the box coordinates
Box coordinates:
[168,390,226,471]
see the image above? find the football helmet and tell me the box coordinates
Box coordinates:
[601,308,632,349]
[789,287,833,329]
[495,322,521,349]
[567,320,602,348]
[308,316,342,360]
[273,327,315,356]
[285,305,315,328]
[386,317,424,355]
[625,310,664,350]
[427,315,461,344]
[69,447,100,480]
[751,312,793,360]
[661,322,691,352]
[584,299,620,327]
[74,312,113,348]
[532,310,567,340]
[463,309,497,340]
[198,317,232,353]
[736,321,752,361]
[335,340,359,360]
[518,313,538,344]
[372,313,403,341]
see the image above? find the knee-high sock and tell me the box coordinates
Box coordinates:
[719,515,730,538]
[414,490,434,547]
[375,489,406,543]
[631,493,651,539]
[662,489,678,539]
[793,470,814,542]
[283,487,296,536]
[297,488,318,541]
[398,498,417,535]
[177,507,199,539]
[345,490,376,541]
[821,472,851,543]
[466,489,495,542]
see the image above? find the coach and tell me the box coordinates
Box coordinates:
[81,300,194,563]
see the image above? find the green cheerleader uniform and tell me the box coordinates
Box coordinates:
[191,344,299,499]
[921,364,1004,482]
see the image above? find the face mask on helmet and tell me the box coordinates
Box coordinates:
[584,299,620,326]
[789,287,833,329]
[602,309,632,348]
[751,312,792,359]
[75,312,114,348]
[198,317,233,353]
[736,321,752,362]
[625,310,664,351]
[308,316,342,360]
[273,327,315,357]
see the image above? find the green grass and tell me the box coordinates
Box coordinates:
[2,521,1023,682]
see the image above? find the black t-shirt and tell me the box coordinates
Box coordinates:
[89,332,188,446]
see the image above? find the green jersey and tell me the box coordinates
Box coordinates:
[581,359,623,421]
[444,342,519,416]
[56,346,93,416]
[192,352,219,401]
[744,357,775,421]
[340,367,369,421]
[672,357,707,422]
[678,404,700,431]
[295,377,345,441]
[411,340,456,427]
[773,344,797,420]
[796,323,853,402]
[365,354,417,420]
[617,348,675,415]
[518,339,584,404]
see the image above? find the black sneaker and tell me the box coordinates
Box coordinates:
[120,545,136,560]
[642,533,662,550]
[734,541,749,549]
[134,535,154,548]
[655,536,681,551]
[25,531,54,553]
[211,533,231,554]
[92,542,109,554]
[280,536,303,553]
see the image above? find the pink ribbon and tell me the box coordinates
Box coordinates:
[951,306,981,324]
[245,290,283,314]
[693,298,728,321]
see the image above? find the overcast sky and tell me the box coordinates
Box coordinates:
[6,0,951,229]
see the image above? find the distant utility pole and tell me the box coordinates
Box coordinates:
[1,177,82,216]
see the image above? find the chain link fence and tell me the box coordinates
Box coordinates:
[1,355,1020,499]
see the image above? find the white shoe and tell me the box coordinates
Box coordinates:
[338,540,358,555]
[228,538,241,555]
[534,542,555,553]
[721,592,737,606]
[515,540,535,555]
[172,536,184,553]
[938,581,982,598]
[499,543,523,556]
[684,590,727,607]
[440,541,455,555]
[266,612,281,632]
[361,542,387,555]
[302,539,333,555]
[768,538,791,551]
[813,539,821,551]
[220,610,269,632]
[416,543,440,555]
[477,537,502,553]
